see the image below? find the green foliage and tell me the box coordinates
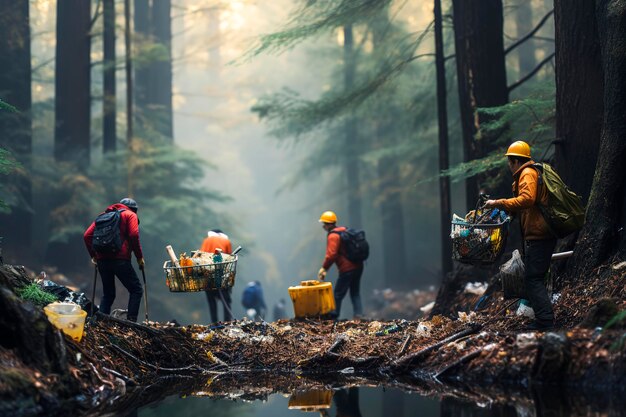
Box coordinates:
[605,310,626,330]
[252,25,433,138]
[242,0,393,60]
[17,283,58,307]
[0,98,18,113]
[418,83,556,185]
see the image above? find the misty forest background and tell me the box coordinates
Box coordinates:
[1,0,625,324]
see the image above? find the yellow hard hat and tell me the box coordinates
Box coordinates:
[319,211,337,224]
[505,140,531,158]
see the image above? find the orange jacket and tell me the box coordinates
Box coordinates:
[493,160,552,240]
[323,226,362,273]
[200,232,232,254]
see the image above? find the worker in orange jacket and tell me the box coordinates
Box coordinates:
[484,141,556,331]
[200,229,233,323]
[318,211,364,319]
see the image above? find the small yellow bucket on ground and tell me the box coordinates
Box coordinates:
[43,302,87,342]
[288,389,333,411]
[288,280,336,318]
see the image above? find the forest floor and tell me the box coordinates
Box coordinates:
[0,261,625,416]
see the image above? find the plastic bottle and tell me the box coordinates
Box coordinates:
[212,248,223,263]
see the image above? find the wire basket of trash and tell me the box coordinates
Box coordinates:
[163,251,238,292]
[451,207,510,266]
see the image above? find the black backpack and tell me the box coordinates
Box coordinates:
[332,228,370,263]
[92,209,125,254]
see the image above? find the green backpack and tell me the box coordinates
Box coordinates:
[529,163,586,238]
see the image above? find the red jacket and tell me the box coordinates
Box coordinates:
[200,232,232,254]
[323,226,362,273]
[84,203,144,261]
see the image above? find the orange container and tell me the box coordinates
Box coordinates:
[288,389,333,411]
[288,280,335,318]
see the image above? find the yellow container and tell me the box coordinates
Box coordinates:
[288,280,336,318]
[288,389,333,411]
[43,302,87,342]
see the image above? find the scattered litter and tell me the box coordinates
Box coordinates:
[612,261,626,270]
[420,301,435,313]
[516,300,535,318]
[193,332,214,342]
[416,322,432,337]
[551,293,562,303]
[515,333,537,348]
[338,367,354,374]
[464,282,488,295]
[457,311,477,323]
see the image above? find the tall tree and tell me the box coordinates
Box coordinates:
[148,0,173,140]
[133,0,150,123]
[553,0,602,201]
[103,0,117,153]
[570,0,626,275]
[452,0,508,210]
[0,0,32,257]
[343,24,362,228]
[372,9,408,288]
[434,0,452,278]
[515,0,535,77]
[54,0,91,168]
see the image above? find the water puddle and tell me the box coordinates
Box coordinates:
[128,384,624,417]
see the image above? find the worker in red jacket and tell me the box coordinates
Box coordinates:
[318,211,364,319]
[84,198,145,322]
[200,229,233,323]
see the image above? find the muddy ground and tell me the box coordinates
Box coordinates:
[0,262,624,416]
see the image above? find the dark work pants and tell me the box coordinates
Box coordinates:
[334,267,364,318]
[97,259,143,321]
[524,238,556,326]
[205,289,232,323]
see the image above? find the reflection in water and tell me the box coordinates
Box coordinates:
[134,383,625,417]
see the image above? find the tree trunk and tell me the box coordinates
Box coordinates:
[343,24,362,229]
[553,0,603,202]
[434,0,452,278]
[54,0,91,168]
[149,0,173,141]
[103,0,117,153]
[372,9,407,288]
[133,0,150,128]
[515,0,535,78]
[0,0,32,259]
[125,0,134,196]
[452,0,508,211]
[570,0,626,275]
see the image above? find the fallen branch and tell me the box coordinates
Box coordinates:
[109,343,206,374]
[398,335,412,356]
[95,312,165,336]
[433,348,483,379]
[392,324,483,369]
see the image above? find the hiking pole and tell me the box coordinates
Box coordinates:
[140,265,149,322]
[90,264,98,318]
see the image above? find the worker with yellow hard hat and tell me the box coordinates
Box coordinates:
[483,140,556,331]
[318,210,366,319]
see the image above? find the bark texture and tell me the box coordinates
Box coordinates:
[553,0,603,202]
[570,0,626,274]
[54,0,91,168]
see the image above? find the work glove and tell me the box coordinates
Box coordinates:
[318,267,327,280]
[138,258,145,270]
[91,257,97,266]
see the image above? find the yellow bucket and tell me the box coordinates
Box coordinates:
[288,280,336,318]
[43,302,87,342]
[287,389,333,411]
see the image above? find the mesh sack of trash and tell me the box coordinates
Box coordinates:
[499,249,526,299]
[450,208,510,265]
